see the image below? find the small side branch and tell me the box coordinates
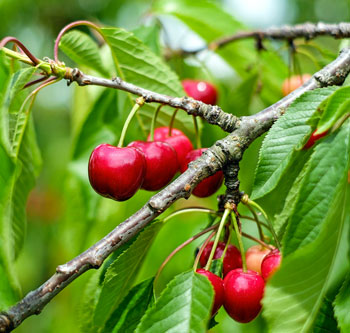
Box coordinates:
[178,22,350,55]
[68,68,239,133]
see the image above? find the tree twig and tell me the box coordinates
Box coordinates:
[67,68,239,133]
[178,22,350,55]
[1,47,350,333]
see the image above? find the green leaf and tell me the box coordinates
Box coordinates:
[136,270,213,333]
[153,0,287,105]
[102,278,154,333]
[132,25,161,56]
[79,272,102,333]
[99,27,194,136]
[252,87,338,200]
[317,86,350,134]
[71,88,119,160]
[313,297,339,333]
[59,30,109,77]
[0,54,39,307]
[334,273,350,331]
[262,123,350,332]
[85,221,162,331]
[0,143,19,310]
[283,122,350,255]
[0,65,42,259]
[209,259,223,277]
[10,118,41,258]
[227,72,259,117]
[1,66,35,152]
[273,152,311,238]
[153,0,249,76]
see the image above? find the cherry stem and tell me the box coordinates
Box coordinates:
[192,115,201,149]
[246,204,265,241]
[242,232,274,250]
[204,208,230,271]
[193,230,217,271]
[239,215,270,230]
[168,108,179,136]
[54,20,102,63]
[0,37,40,65]
[231,212,247,272]
[220,228,232,264]
[150,104,164,141]
[154,223,219,290]
[117,98,144,148]
[163,207,218,223]
[24,76,48,89]
[246,199,281,250]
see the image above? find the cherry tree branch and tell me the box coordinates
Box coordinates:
[177,22,350,55]
[68,68,239,133]
[1,47,350,332]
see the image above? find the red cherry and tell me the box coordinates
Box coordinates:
[88,144,146,201]
[303,129,328,149]
[196,269,225,315]
[182,79,218,105]
[127,141,178,191]
[199,241,242,276]
[246,245,273,275]
[281,74,312,96]
[224,269,265,323]
[261,249,282,280]
[147,127,193,167]
[180,149,224,197]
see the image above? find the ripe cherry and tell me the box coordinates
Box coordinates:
[261,249,282,280]
[182,79,218,105]
[147,127,193,168]
[180,149,224,197]
[281,74,312,96]
[246,245,273,275]
[199,241,242,277]
[88,144,146,201]
[127,141,178,191]
[224,269,265,323]
[303,129,328,149]
[196,269,225,315]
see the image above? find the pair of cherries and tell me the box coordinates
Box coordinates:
[197,241,281,323]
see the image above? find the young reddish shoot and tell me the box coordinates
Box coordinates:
[303,129,328,149]
[54,20,102,63]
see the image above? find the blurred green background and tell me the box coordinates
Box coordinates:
[1,0,349,331]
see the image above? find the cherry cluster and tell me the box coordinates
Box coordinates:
[197,242,281,322]
[88,79,223,201]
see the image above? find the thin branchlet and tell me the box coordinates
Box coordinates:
[176,22,350,56]
[68,68,239,133]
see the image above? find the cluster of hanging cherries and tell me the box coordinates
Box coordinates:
[197,241,281,322]
[88,79,223,201]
